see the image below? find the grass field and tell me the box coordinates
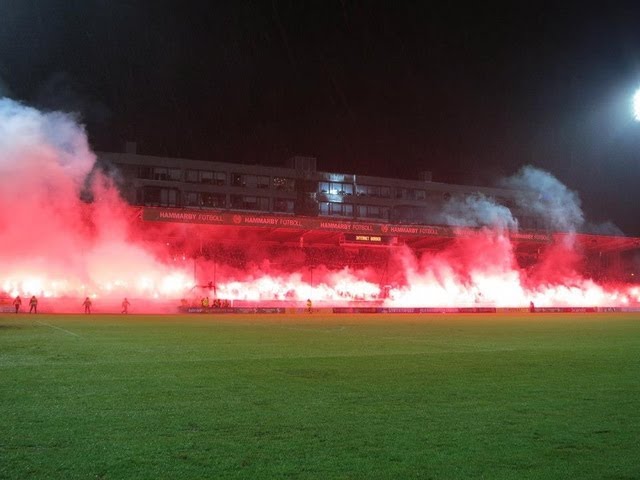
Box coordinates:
[1,313,640,479]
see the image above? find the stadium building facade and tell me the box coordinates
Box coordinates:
[98,148,640,285]
[100,149,535,227]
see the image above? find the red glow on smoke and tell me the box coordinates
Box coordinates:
[0,98,638,313]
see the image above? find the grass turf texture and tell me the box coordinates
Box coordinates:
[1,314,639,479]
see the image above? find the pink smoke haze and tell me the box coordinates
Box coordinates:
[0,98,638,312]
[0,99,192,307]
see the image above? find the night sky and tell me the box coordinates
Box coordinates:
[1,1,640,235]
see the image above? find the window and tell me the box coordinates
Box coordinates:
[340,183,353,195]
[231,173,244,187]
[358,205,369,218]
[319,202,353,217]
[200,193,226,208]
[368,185,380,197]
[230,195,269,211]
[414,189,426,201]
[357,205,390,219]
[137,187,179,207]
[160,188,177,205]
[138,166,152,179]
[200,171,214,184]
[186,169,199,183]
[257,175,270,189]
[186,170,227,185]
[274,198,294,213]
[168,168,182,181]
[243,175,257,188]
[395,187,408,199]
[213,172,226,185]
[238,175,270,189]
[335,203,352,216]
[357,184,389,197]
[230,194,243,208]
[320,182,353,195]
[425,190,444,202]
[257,197,269,210]
[185,192,199,207]
[185,192,225,208]
[273,177,295,191]
[137,186,157,204]
[153,168,168,181]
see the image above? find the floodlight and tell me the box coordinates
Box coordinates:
[633,89,640,121]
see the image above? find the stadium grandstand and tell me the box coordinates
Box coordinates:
[90,147,640,314]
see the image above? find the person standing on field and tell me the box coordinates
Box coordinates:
[82,297,92,314]
[121,297,130,314]
[29,295,38,314]
[13,295,22,313]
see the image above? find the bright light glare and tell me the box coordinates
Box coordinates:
[633,89,640,121]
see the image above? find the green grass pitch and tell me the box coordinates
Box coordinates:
[1,313,640,479]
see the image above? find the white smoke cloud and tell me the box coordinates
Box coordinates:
[0,97,191,301]
[0,97,94,189]
[501,165,584,233]
[436,193,518,231]
[425,167,591,235]
[0,97,95,260]
[584,220,624,236]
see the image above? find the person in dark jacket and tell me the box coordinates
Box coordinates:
[29,296,38,314]
[13,295,22,313]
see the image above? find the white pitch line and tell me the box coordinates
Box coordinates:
[36,321,81,337]
[278,325,347,334]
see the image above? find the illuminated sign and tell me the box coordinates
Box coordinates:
[342,234,395,245]
[141,207,551,242]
